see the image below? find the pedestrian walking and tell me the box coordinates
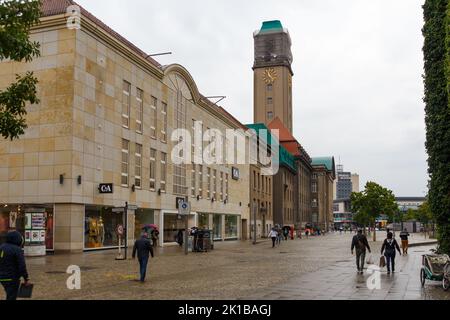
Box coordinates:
[0,231,31,300]
[351,229,372,274]
[132,232,154,282]
[305,228,310,239]
[268,228,278,248]
[176,230,184,247]
[381,232,402,274]
[399,228,410,255]
[283,227,289,241]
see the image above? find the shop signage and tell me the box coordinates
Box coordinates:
[112,207,125,213]
[98,183,114,194]
[232,167,240,180]
[127,205,138,211]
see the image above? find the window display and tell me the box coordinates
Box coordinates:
[225,215,238,239]
[198,213,209,229]
[0,205,54,252]
[163,214,184,243]
[85,206,124,249]
[213,214,222,240]
[134,209,155,240]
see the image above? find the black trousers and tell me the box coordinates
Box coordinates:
[1,280,20,301]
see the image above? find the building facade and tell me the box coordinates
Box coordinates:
[311,157,336,232]
[0,0,249,255]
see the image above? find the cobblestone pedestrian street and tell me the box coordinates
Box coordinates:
[1,232,447,300]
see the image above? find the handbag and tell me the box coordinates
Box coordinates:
[379,256,386,268]
[366,254,374,265]
[17,283,34,299]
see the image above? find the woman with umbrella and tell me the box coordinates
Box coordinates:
[142,224,159,247]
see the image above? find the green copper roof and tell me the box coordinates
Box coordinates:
[311,157,335,171]
[260,20,284,33]
[246,123,296,173]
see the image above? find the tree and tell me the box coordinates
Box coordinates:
[350,182,398,242]
[415,200,435,238]
[422,0,450,254]
[0,0,41,140]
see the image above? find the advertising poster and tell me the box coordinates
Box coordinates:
[31,230,40,242]
[25,231,31,243]
[9,212,17,229]
[31,213,45,230]
[25,213,32,230]
[39,230,46,242]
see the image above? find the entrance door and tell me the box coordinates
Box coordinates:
[241,219,248,240]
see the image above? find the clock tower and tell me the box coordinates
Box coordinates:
[253,20,293,133]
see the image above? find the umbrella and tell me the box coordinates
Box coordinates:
[142,224,159,231]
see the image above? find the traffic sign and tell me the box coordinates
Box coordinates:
[178,200,190,215]
[116,224,124,236]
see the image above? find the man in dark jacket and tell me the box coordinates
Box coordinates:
[0,231,30,300]
[132,233,154,282]
[351,229,372,274]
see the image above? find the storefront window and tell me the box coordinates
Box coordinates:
[85,206,124,249]
[0,205,54,252]
[225,215,238,239]
[213,214,222,240]
[163,214,185,243]
[135,209,155,240]
[198,213,209,229]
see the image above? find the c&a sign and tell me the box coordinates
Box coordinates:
[98,183,114,194]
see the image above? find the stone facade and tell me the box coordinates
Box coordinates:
[0,2,249,253]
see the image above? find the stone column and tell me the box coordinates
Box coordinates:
[54,203,85,252]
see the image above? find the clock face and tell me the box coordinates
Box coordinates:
[263,68,277,84]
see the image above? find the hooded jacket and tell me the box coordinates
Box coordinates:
[0,231,29,282]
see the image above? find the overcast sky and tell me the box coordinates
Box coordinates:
[76,0,428,197]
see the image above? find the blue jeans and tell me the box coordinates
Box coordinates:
[1,280,20,300]
[138,257,149,281]
[385,253,396,272]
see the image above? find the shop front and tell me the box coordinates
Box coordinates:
[213,214,222,241]
[134,208,155,240]
[0,204,54,256]
[225,215,239,240]
[84,205,125,250]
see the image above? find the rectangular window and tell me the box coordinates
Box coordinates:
[161,102,167,142]
[267,84,273,91]
[220,172,224,201]
[312,182,318,193]
[122,81,131,128]
[198,165,203,198]
[121,139,129,186]
[150,96,157,139]
[207,167,211,199]
[213,169,217,200]
[267,97,273,105]
[160,152,167,192]
[150,148,156,191]
[136,88,143,133]
[267,111,274,120]
[135,144,142,188]
[225,173,229,201]
[191,167,196,197]
[173,90,187,195]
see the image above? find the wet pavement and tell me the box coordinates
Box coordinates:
[1,232,447,300]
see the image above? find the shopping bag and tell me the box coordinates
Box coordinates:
[366,254,374,265]
[379,256,386,268]
[17,283,33,299]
